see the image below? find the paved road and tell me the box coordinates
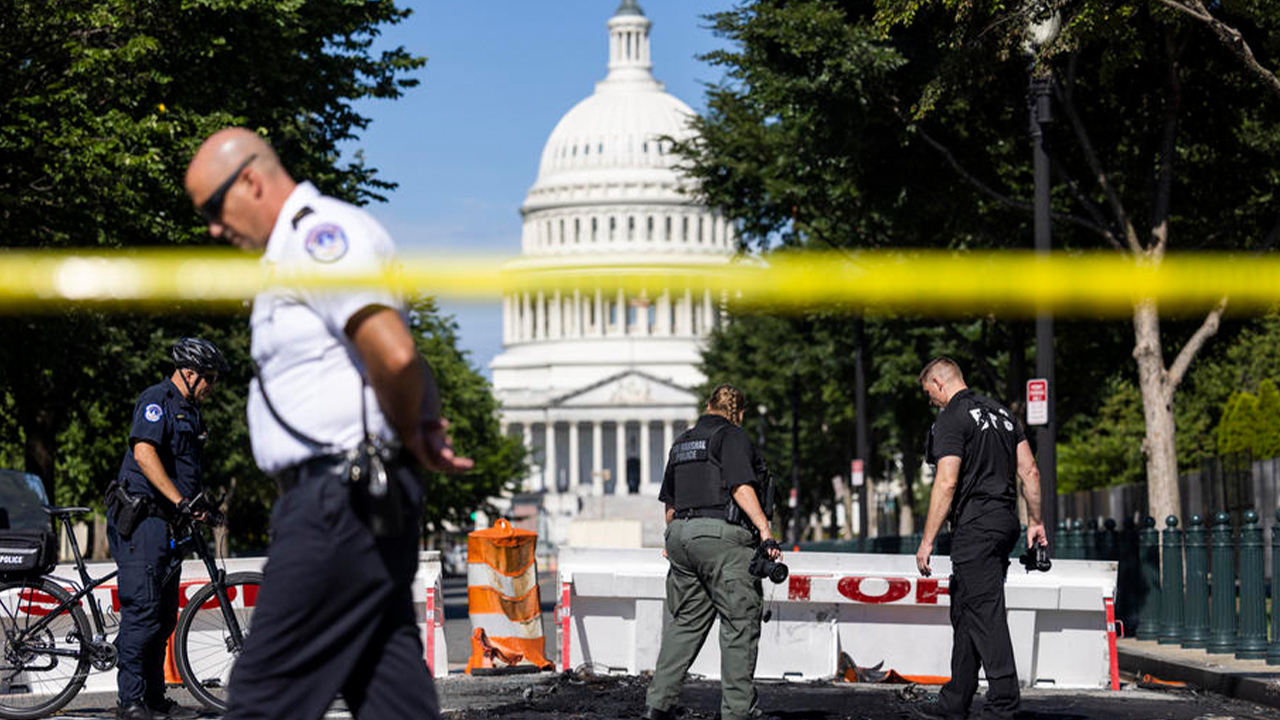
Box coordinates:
[35,571,1280,718]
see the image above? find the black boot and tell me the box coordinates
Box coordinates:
[116,703,154,720]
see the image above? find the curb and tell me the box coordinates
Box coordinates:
[1117,643,1280,711]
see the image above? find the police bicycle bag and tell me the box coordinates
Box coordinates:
[0,470,59,579]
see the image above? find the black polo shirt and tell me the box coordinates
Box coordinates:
[659,414,755,510]
[927,388,1023,527]
[116,378,206,504]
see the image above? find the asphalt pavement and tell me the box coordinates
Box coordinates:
[41,573,1280,719]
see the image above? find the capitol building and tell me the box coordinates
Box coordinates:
[490,0,734,546]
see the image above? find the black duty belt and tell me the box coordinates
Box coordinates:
[274,454,348,494]
[674,507,729,521]
[274,451,414,495]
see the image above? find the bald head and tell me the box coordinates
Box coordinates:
[185,127,295,250]
[919,357,967,409]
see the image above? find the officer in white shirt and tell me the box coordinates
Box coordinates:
[184,127,474,720]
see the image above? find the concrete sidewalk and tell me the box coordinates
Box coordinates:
[1117,637,1280,709]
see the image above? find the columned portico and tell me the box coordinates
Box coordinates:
[543,422,557,492]
[502,370,698,499]
[591,422,604,496]
[639,421,651,491]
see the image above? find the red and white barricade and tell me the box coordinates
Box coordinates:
[555,548,1118,689]
[42,550,446,693]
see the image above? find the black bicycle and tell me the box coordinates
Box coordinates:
[0,505,261,718]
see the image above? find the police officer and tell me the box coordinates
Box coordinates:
[644,384,781,720]
[110,337,227,720]
[184,127,473,720]
[914,358,1046,720]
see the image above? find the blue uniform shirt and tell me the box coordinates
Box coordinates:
[116,378,205,504]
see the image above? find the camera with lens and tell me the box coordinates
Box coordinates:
[1018,542,1052,573]
[749,539,789,584]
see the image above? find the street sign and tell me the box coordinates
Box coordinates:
[1027,379,1049,425]
[851,459,865,487]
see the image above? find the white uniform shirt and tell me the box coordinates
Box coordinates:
[247,181,402,474]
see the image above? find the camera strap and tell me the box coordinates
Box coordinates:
[252,361,336,452]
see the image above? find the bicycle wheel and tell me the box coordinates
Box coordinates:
[0,578,91,720]
[173,571,262,713]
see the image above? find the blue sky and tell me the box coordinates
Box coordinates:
[339,0,732,376]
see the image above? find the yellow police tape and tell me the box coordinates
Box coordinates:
[0,248,1273,317]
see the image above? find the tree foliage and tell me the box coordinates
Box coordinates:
[1176,313,1280,467]
[0,0,525,548]
[680,0,1280,527]
[0,0,423,503]
[1058,376,1146,492]
[1217,390,1260,457]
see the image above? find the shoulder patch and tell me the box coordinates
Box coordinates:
[144,403,164,423]
[304,223,349,263]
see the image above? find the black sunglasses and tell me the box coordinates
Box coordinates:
[198,154,257,223]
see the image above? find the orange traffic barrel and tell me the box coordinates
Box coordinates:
[465,519,552,674]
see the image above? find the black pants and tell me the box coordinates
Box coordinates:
[108,515,179,708]
[938,514,1020,720]
[224,459,438,720]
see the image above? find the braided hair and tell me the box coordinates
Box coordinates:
[705,383,746,426]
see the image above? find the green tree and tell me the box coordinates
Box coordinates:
[0,0,424,502]
[1177,313,1280,467]
[677,0,1148,531]
[1256,379,1280,459]
[1217,390,1261,457]
[407,297,527,533]
[1058,376,1146,492]
[866,0,1280,533]
[682,0,1280,527]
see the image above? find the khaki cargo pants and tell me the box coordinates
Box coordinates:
[645,517,763,720]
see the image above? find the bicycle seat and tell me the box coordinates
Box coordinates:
[44,505,92,518]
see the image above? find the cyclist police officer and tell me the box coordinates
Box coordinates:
[644,384,781,720]
[914,357,1046,720]
[109,337,227,720]
[185,127,473,720]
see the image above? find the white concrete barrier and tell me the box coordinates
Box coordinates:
[556,548,1118,689]
[38,550,446,696]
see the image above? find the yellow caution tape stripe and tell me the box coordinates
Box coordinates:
[0,249,1272,316]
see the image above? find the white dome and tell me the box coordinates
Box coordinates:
[533,85,695,186]
[518,1,732,259]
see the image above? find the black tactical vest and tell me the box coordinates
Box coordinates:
[667,423,729,512]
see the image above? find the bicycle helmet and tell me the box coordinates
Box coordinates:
[171,337,229,375]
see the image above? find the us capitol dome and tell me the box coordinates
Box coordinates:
[490,0,734,546]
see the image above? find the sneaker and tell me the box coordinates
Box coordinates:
[147,697,201,719]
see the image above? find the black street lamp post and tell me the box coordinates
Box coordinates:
[1030,70,1057,544]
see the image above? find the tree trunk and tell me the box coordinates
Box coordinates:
[841,488,855,539]
[214,475,238,559]
[1133,300,1180,525]
[1005,321,1028,418]
[21,405,58,503]
[899,437,918,535]
[91,512,110,560]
